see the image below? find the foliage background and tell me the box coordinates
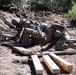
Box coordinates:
[0,0,76,19]
[69,0,76,19]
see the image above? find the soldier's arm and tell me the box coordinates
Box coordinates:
[37,26,46,38]
[40,27,55,46]
[40,35,51,46]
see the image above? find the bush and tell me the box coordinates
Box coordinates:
[27,0,52,11]
[0,0,12,5]
[0,0,73,12]
[50,0,72,12]
[13,0,28,7]
[69,5,76,19]
[0,0,27,7]
[27,0,72,12]
[35,2,52,11]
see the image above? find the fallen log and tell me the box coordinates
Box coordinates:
[12,46,34,55]
[13,46,76,56]
[37,50,76,56]
[8,45,76,56]
[49,53,73,72]
[52,50,76,55]
[42,55,60,73]
[70,39,76,43]
[0,33,14,37]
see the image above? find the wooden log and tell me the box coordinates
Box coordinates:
[37,50,76,56]
[53,50,76,55]
[31,55,44,74]
[13,46,76,56]
[42,55,60,73]
[49,53,73,72]
[0,33,13,37]
[70,39,76,43]
[11,46,76,56]
[13,46,34,55]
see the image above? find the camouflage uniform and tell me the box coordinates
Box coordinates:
[40,24,73,51]
[11,18,26,41]
[19,26,45,47]
[18,20,43,46]
[54,32,70,51]
[40,23,76,51]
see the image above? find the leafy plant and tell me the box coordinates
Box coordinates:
[0,0,28,7]
[27,0,72,12]
[27,0,52,11]
[68,0,76,19]
[69,5,76,19]
[0,0,12,5]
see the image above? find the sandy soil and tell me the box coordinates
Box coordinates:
[0,44,76,75]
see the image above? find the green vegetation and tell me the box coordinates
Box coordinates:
[0,0,76,14]
[69,5,76,19]
[0,0,12,5]
[13,0,28,7]
[27,0,52,11]
[27,0,72,12]
[0,0,27,7]
[69,0,76,19]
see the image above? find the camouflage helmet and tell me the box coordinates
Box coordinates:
[11,18,20,25]
[40,23,48,32]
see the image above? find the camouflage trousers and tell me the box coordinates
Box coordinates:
[20,28,45,46]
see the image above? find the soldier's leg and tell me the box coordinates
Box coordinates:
[68,41,76,50]
[54,35,69,51]
[26,28,44,45]
[40,27,55,46]
[20,28,31,47]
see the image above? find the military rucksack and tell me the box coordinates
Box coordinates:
[51,23,66,32]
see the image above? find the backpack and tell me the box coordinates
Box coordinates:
[51,24,66,32]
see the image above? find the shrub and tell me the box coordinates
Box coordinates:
[0,0,27,7]
[27,0,52,11]
[27,0,72,12]
[69,5,76,19]
[0,0,12,5]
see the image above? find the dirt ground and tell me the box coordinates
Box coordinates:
[0,10,76,75]
[0,45,76,75]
